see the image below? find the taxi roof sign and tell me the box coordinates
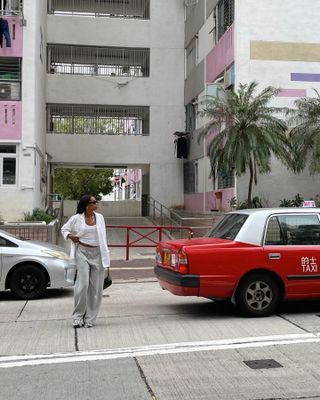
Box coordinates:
[303,200,316,208]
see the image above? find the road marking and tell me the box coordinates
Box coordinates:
[1,333,320,368]
[111,267,153,270]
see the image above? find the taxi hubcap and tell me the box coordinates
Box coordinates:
[246,281,272,310]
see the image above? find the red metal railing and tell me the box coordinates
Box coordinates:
[106,225,193,260]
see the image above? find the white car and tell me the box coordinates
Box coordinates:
[0,229,72,299]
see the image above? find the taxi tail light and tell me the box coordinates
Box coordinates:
[177,250,189,274]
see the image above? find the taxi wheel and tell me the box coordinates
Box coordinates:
[10,264,47,300]
[236,273,280,317]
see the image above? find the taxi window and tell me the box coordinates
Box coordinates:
[207,214,248,240]
[265,214,320,246]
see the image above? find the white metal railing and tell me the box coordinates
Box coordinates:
[48,0,150,19]
[47,104,150,136]
[47,45,150,78]
[0,0,22,15]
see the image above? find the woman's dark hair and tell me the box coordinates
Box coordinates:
[76,195,94,214]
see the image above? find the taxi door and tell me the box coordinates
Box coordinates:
[263,213,320,297]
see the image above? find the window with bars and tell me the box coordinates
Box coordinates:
[217,168,234,189]
[48,0,150,19]
[184,161,196,193]
[0,0,22,16]
[0,58,21,101]
[0,144,16,185]
[47,45,150,78]
[185,37,197,77]
[47,104,150,136]
[217,0,234,40]
[185,102,196,132]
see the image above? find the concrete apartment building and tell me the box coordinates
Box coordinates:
[1,0,320,221]
[1,0,185,221]
[184,0,320,212]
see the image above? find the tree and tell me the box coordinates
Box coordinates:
[288,90,320,174]
[198,81,293,207]
[53,168,113,200]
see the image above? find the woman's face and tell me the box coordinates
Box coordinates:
[87,196,98,210]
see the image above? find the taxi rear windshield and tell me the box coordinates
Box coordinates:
[207,214,248,240]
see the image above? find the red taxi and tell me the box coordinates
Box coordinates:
[154,209,320,317]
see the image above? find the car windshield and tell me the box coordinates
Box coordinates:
[207,214,248,240]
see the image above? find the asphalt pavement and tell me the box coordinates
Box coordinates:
[2,272,320,399]
[2,221,320,399]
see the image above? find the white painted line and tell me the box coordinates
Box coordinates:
[111,267,153,270]
[0,333,319,369]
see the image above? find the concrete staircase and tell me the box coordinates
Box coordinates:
[170,210,225,237]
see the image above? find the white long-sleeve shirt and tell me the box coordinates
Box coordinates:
[61,212,110,269]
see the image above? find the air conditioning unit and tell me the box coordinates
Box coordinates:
[0,83,11,100]
[0,82,20,100]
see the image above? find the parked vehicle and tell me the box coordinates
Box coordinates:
[155,208,320,317]
[0,229,72,299]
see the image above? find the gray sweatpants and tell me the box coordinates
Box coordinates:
[73,245,105,324]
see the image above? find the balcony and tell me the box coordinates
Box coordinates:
[47,104,150,136]
[0,101,21,139]
[0,15,23,57]
[206,24,234,83]
[47,0,150,19]
[47,44,150,78]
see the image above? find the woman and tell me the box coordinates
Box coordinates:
[61,195,110,328]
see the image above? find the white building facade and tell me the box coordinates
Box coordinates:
[0,0,47,222]
[184,0,320,212]
[2,0,320,221]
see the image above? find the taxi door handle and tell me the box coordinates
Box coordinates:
[269,253,281,260]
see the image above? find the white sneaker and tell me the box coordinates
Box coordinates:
[72,319,84,328]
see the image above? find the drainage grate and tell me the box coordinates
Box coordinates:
[244,359,283,369]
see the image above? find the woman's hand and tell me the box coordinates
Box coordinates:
[68,234,80,243]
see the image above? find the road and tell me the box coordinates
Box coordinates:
[1,266,320,399]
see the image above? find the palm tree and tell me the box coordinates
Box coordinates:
[198,81,292,207]
[288,90,320,174]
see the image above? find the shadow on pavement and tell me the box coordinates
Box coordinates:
[0,288,73,301]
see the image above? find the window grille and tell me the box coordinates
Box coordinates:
[217,0,234,40]
[47,104,150,136]
[184,161,196,193]
[0,58,21,101]
[0,0,22,16]
[47,45,150,78]
[217,168,234,189]
[186,38,197,77]
[0,145,16,186]
[48,0,150,19]
[185,102,196,132]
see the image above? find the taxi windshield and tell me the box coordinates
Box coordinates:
[207,214,248,240]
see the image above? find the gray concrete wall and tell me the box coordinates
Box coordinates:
[63,200,141,218]
[184,59,205,105]
[46,0,185,209]
[185,1,205,46]
[206,0,217,18]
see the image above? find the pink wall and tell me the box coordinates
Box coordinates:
[206,25,234,83]
[0,102,22,139]
[184,188,235,212]
[127,169,141,184]
[0,16,23,57]
[277,89,307,97]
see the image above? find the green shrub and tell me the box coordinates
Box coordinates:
[23,208,55,224]
[236,196,263,209]
[279,193,304,207]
